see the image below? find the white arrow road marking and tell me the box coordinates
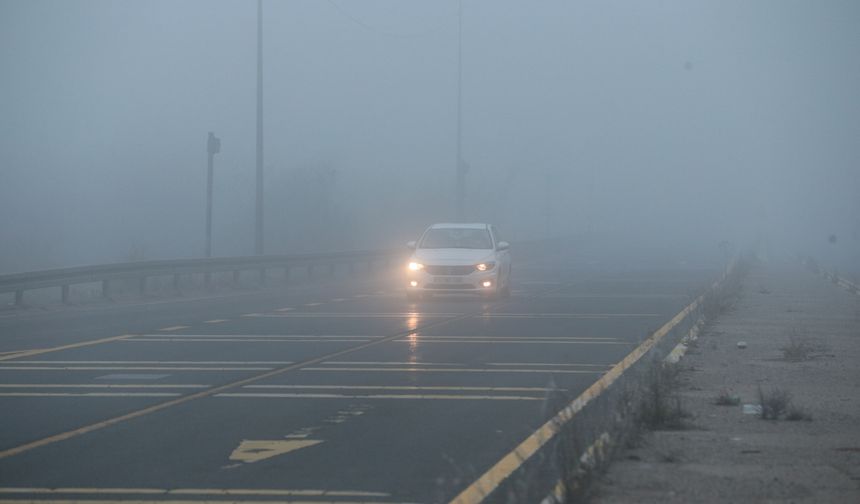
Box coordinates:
[229,439,323,463]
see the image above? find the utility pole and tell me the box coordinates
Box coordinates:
[205,132,221,258]
[255,0,265,255]
[455,0,465,221]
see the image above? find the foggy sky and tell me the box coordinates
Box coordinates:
[2,0,859,273]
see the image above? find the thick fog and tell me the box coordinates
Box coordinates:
[2,0,858,273]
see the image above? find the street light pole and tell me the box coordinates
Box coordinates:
[455,0,465,221]
[206,132,221,258]
[255,0,265,255]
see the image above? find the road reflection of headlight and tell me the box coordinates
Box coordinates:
[408,262,424,271]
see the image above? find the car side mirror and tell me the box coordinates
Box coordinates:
[406,240,417,249]
[497,241,510,251]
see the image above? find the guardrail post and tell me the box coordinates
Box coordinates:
[102,279,111,299]
[15,289,24,307]
[61,285,70,304]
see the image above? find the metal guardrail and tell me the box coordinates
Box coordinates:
[0,249,405,306]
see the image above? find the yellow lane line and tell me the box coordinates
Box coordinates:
[216,392,543,401]
[0,306,482,460]
[0,335,133,362]
[245,385,565,392]
[449,294,703,503]
[301,367,601,374]
[0,487,390,497]
[158,326,190,332]
[0,366,274,371]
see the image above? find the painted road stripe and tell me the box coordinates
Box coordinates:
[125,338,371,343]
[252,312,459,318]
[0,384,209,389]
[319,361,607,368]
[249,312,658,319]
[475,313,660,318]
[216,392,543,401]
[401,336,618,341]
[4,360,293,365]
[0,366,274,371]
[275,307,294,312]
[245,385,565,392]
[321,361,461,366]
[331,298,347,302]
[203,319,229,324]
[158,326,190,332]
[449,281,712,503]
[392,339,627,345]
[0,300,488,461]
[486,362,612,368]
[0,500,405,504]
[0,487,391,497]
[0,335,133,362]
[132,334,376,339]
[301,367,602,374]
[304,302,323,306]
[240,313,262,318]
[0,392,182,398]
[538,294,685,299]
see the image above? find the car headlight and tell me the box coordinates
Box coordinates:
[408,262,424,271]
[475,262,496,272]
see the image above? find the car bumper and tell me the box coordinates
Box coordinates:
[406,270,498,294]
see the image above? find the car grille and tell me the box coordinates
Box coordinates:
[425,283,476,290]
[425,265,474,275]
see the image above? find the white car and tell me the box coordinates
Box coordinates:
[405,223,512,300]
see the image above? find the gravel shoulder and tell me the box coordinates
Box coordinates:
[590,260,860,503]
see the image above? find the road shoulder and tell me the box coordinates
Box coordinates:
[590,262,860,503]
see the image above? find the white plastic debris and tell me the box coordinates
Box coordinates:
[742,404,762,415]
[737,341,748,349]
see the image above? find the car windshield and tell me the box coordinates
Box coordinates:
[419,228,493,249]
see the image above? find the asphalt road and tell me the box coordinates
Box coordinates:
[0,247,718,503]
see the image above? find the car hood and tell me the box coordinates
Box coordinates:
[412,248,495,266]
